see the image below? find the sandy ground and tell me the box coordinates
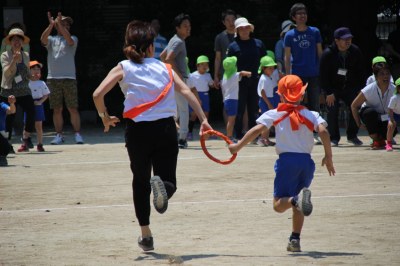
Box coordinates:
[1,124,400,266]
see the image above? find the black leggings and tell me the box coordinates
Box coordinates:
[360,106,397,140]
[125,117,178,226]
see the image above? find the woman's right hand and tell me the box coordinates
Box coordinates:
[13,51,22,63]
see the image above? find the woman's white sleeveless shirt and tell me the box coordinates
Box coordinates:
[118,58,176,122]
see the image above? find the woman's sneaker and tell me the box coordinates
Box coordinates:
[150,176,168,214]
[138,236,154,251]
[17,143,29,152]
[385,143,393,152]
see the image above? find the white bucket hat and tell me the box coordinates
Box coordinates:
[234,17,254,32]
[281,20,293,34]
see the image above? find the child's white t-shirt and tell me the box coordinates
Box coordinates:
[28,80,50,100]
[388,94,400,114]
[187,71,213,92]
[221,73,241,101]
[257,70,279,98]
[257,107,327,155]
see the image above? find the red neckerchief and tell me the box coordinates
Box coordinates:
[273,103,314,131]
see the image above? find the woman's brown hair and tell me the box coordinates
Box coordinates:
[123,20,156,64]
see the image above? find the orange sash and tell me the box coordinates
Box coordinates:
[123,63,173,119]
[273,103,314,131]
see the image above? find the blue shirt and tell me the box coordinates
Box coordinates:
[153,34,168,60]
[227,38,266,77]
[284,26,322,77]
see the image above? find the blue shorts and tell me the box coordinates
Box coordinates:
[24,102,45,122]
[189,91,210,113]
[394,113,400,122]
[224,99,238,116]
[259,88,280,114]
[273,152,315,198]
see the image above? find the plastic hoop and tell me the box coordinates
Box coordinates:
[200,130,237,165]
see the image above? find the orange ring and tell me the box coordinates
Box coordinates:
[200,130,237,165]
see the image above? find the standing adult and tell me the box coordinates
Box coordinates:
[319,27,365,146]
[150,19,168,60]
[0,28,35,152]
[40,12,83,145]
[93,20,212,251]
[284,3,323,113]
[162,13,191,148]
[227,17,266,139]
[213,9,237,88]
[275,20,294,75]
[351,62,396,150]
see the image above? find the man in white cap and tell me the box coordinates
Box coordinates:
[40,12,84,145]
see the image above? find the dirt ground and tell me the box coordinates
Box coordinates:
[1,124,400,266]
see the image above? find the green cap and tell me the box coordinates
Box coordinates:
[395,77,400,95]
[258,55,277,74]
[372,56,386,66]
[223,56,237,80]
[266,50,275,61]
[196,55,209,65]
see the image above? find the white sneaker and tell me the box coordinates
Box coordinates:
[75,133,84,144]
[51,134,64,145]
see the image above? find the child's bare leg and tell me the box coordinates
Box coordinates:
[35,121,43,144]
[226,116,236,138]
[292,207,304,234]
[140,225,152,238]
[274,197,304,235]
[273,197,293,213]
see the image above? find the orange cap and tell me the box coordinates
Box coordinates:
[29,60,43,68]
[277,75,308,102]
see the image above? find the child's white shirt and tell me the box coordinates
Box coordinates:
[257,107,327,155]
[29,80,50,99]
[388,94,400,114]
[221,73,241,101]
[187,71,213,92]
[257,70,279,98]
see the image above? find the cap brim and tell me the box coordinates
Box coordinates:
[338,34,353,39]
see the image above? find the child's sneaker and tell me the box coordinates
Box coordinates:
[287,238,301,252]
[138,236,154,251]
[371,140,385,150]
[385,143,393,152]
[21,137,34,148]
[296,188,313,216]
[17,143,29,152]
[51,134,64,145]
[37,144,45,152]
[150,176,168,214]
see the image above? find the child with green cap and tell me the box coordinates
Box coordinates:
[257,55,281,146]
[366,56,394,85]
[186,55,214,140]
[386,77,400,151]
[221,56,251,141]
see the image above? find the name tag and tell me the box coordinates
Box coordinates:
[337,68,347,76]
[380,114,389,121]
[14,75,22,83]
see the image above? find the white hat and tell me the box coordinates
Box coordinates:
[281,20,293,35]
[234,17,254,32]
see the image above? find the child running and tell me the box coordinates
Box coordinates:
[386,77,400,151]
[92,20,212,252]
[228,75,335,252]
[220,56,251,142]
